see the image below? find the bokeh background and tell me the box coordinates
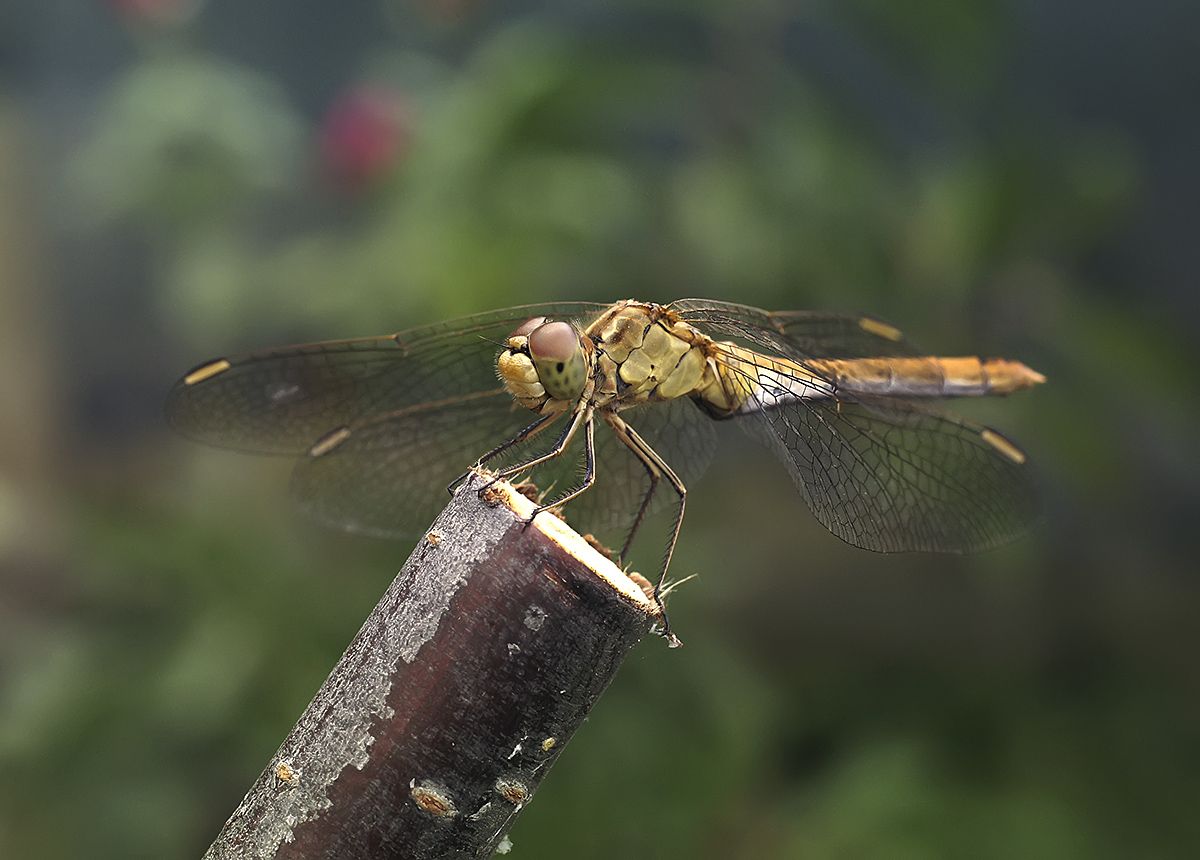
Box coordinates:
[2,1,1198,858]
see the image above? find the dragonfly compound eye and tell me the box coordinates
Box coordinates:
[528,321,587,401]
[509,316,547,339]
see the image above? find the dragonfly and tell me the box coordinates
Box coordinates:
[168,299,1044,638]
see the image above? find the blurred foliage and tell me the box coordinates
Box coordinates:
[69,56,301,229]
[1,1,1198,858]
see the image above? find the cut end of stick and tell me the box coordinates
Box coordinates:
[473,471,663,619]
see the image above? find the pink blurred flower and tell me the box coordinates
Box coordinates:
[319,87,412,192]
[415,0,480,23]
[107,0,197,26]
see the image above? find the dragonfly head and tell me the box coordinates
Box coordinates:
[498,317,590,409]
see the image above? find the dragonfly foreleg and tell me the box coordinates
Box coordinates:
[447,411,560,495]
[607,415,686,646]
[477,404,585,497]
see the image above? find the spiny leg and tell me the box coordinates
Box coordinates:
[447,411,560,495]
[475,405,585,498]
[626,424,687,604]
[527,409,596,521]
[621,469,660,562]
[608,415,687,646]
[604,414,661,562]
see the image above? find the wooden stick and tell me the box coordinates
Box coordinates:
[202,473,659,860]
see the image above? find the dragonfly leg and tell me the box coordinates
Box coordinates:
[474,405,585,499]
[607,415,686,647]
[622,471,659,562]
[527,410,596,520]
[447,411,560,495]
[602,414,660,563]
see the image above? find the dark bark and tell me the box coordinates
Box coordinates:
[202,473,659,860]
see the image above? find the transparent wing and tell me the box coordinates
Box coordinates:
[670,298,923,360]
[168,302,608,537]
[555,397,717,544]
[292,393,717,540]
[289,390,541,537]
[166,302,608,455]
[739,383,1038,552]
[673,302,1038,552]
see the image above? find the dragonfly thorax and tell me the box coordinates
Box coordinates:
[586,301,716,410]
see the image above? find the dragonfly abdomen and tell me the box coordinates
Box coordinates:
[699,348,1045,417]
[810,356,1045,398]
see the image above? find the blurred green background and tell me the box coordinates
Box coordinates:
[1,1,1197,858]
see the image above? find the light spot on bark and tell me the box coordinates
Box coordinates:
[273,760,299,788]
[411,781,458,819]
[523,605,546,631]
[495,778,529,805]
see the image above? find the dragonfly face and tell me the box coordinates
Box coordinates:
[169,298,1045,636]
[498,319,592,411]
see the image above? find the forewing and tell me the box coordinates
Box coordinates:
[671,298,923,360]
[166,302,607,455]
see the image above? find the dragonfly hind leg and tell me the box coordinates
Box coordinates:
[619,455,660,563]
[605,414,686,647]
